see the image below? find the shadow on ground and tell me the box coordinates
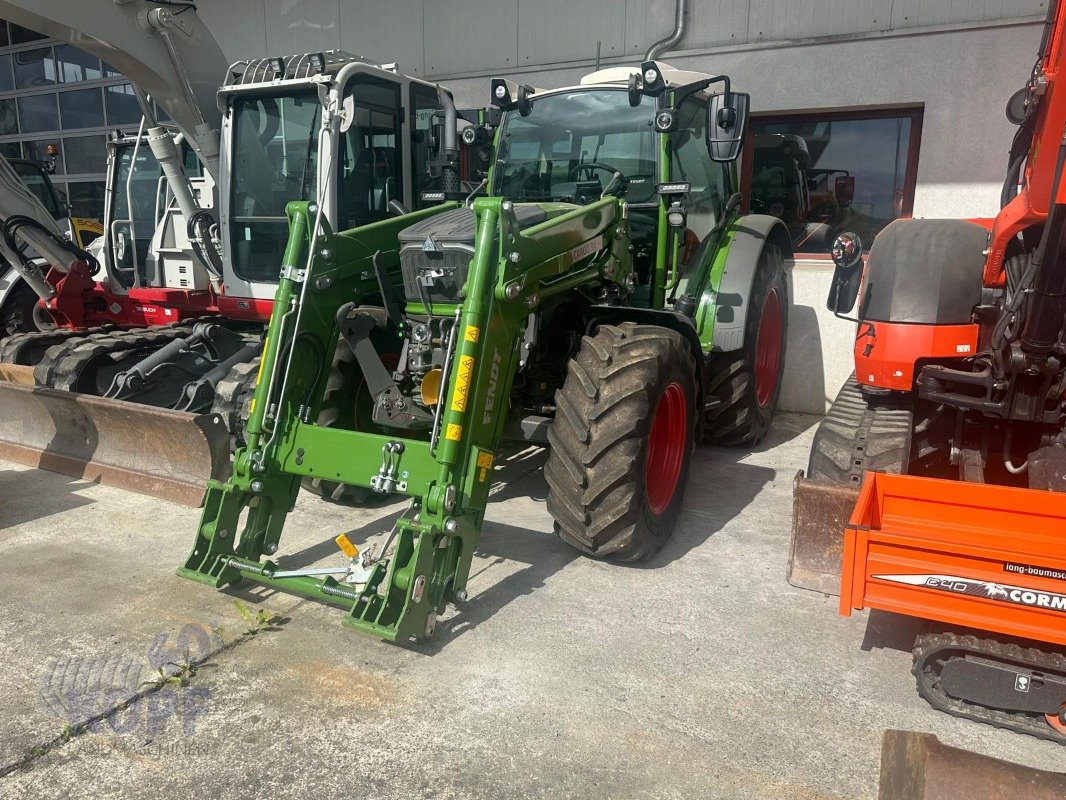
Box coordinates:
[0,468,97,531]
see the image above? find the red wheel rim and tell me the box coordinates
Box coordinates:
[645,381,688,514]
[754,285,783,407]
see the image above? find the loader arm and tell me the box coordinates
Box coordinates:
[0,0,226,181]
[179,196,629,641]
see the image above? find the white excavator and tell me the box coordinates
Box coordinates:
[0,0,483,505]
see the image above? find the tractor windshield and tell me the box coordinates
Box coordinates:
[493,89,658,204]
[229,90,321,283]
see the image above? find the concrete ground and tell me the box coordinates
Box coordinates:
[0,412,1064,799]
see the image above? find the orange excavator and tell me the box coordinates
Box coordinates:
[792,2,1066,742]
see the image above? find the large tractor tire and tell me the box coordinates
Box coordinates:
[806,374,912,485]
[706,245,788,445]
[545,322,697,562]
[301,335,398,506]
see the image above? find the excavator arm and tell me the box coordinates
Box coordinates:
[0,0,226,181]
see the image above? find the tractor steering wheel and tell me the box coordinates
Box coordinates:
[568,162,622,182]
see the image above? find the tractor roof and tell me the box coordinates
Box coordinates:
[579,61,713,89]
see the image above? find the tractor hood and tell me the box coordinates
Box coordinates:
[396,204,572,305]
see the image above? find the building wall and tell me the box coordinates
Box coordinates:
[199,2,1044,413]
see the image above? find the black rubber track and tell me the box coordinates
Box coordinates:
[0,323,117,366]
[806,374,912,485]
[0,281,40,336]
[705,244,788,445]
[544,322,697,562]
[210,357,260,450]
[913,631,1066,744]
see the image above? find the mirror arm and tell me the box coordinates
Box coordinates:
[672,74,731,109]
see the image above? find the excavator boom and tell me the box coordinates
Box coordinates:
[0,0,226,180]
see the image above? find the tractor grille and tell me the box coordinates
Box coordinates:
[398,245,472,305]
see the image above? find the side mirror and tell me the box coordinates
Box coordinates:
[1005,87,1028,125]
[707,92,749,162]
[827,231,863,314]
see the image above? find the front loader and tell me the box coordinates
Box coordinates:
[179,61,792,640]
[791,1,1066,744]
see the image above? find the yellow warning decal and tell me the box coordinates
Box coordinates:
[476,451,494,482]
[445,423,463,441]
[451,355,475,412]
[255,336,269,386]
[464,325,480,343]
[249,335,269,414]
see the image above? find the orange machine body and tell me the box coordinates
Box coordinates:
[840,471,1066,647]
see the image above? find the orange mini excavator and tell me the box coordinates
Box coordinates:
[793,2,1066,742]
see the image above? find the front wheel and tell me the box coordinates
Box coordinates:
[545,322,697,562]
[706,245,788,445]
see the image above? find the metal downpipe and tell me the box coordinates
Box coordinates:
[645,0,688,61]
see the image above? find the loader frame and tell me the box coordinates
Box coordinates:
[179,195,631,640]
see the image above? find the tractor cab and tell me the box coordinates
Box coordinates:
[488,61,748,308]
[216,51,464,314]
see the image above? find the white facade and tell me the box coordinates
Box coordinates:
[198,0,1047,413]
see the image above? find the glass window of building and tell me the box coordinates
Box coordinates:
[0,22,136,223]
[0,98,16,136]
[55,45,101,82]
[59,88,104,129]
[9,23,46,46]
[0,54,12,92]
[750,108,923,254]
[67,180,105,219]
[14,47,57,89]
[17,93,59,133]
[105,83,141,126]
[22,139,63,173]
[62,134,107,175]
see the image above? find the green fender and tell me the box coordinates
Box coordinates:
[696,213,793,353]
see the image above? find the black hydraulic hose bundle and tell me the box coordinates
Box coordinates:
[2,215,100,276]
[1017,132,1066,354]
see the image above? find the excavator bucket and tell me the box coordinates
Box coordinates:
[787,472,859,595]
[878,729,1066,799]
[0,380,230,506]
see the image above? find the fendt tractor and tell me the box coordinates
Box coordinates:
[177,61,792,641]
[792,1,1066,743]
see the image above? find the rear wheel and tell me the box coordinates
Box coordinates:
[706,245,788,445]
[545,322,696,562]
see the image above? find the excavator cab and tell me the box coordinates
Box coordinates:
[216,52,462,319]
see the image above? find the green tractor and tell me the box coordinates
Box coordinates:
[179,60,793,641]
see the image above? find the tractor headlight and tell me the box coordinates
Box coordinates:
[654,109,677,133]
[462,126,478,145]
[644,67,659,84]
[494,84,507,100]
[666,200,687,229]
